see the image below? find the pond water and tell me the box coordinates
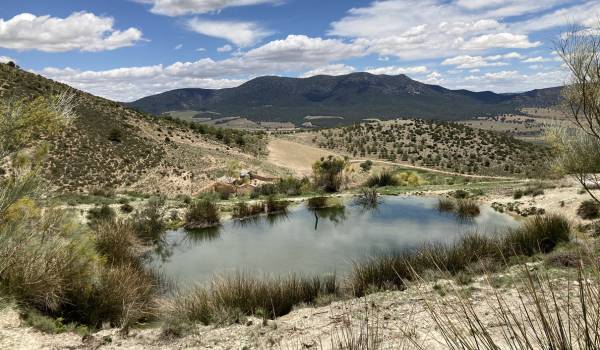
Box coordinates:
[152,196,519,285]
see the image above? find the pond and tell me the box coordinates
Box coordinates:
[152,196,519,285]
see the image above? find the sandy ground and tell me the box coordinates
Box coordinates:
[267,138,336,177]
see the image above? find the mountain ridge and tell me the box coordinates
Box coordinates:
[128,72,563,125]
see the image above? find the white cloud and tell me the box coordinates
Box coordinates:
[217,44,233,52]
[442,55,507,69]
[461,33,541,50]
[366,65,428,75]
[329,0,563,59]
[441,52,523,69]
[186,18,271,47]
[196,47,207,52]
[301,64,355,77]
[136,0,281,16]
[441,68,568,92]
[522,56,551,63]
[0,56,15,64]
[0,12,143,52]
[174,44,183,50]
[516,1,600,33]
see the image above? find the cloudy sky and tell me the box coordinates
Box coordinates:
[1,0,597,102]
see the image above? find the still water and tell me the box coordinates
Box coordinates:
[152,196,518,285]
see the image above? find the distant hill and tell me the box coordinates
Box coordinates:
[0,63,274,194]
[128,73,563,125]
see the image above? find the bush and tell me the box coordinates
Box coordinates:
[456,199,481,218]
[94,219,140,267]
[108,128,122,142]
[365,171,399,187]
[312,156,348,193]
[120,203,134,213]
[80,265,160,329]
[86,204,116,226]
[265,196,290,214]
[131,196,166,243]
[437,197,455,212]
[184,198,220,229]
[232,201,264,219]
[359,160,373,172]
[577,199,600,220]
[354,188,379,208]
[513,189,524,199]
[502,214,571,256]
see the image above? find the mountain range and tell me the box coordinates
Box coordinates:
[128,73,563,125]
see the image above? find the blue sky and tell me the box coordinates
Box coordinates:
[0,0,597,101]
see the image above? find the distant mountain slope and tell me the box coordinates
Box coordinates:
[128,73,563,124]
[0,63,275,194]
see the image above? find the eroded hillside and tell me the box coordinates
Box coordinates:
[0,63,281,195]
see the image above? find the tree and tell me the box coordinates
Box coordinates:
[551,24,600,203]
[312,156,349,193]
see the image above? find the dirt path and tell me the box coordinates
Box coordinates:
[349,159,516,180]
[267,138,336,177]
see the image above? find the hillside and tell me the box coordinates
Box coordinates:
[292,119,552,178]
[128,73,563,125]
[0,63,280,194]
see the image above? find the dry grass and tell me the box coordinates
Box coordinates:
[349,214,571,296]
[162,273,339,331]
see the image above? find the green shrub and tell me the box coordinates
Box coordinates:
[86,204,116,225]
[513,189,524,199]
[365,171,399,187]
[131,196,166,243]
[359,160,373,172]
[437,197,455,212]
[94,220,140,267]
[232,201,264,219]
[456,199,481,218]
[120,203,134,213]
[265,196,290,214]
[502,214,571,256]
[577,200,600,220]
[184,198,220,229]
[312,156,349,193]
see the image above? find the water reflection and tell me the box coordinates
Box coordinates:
[185,226,222,243]
[152,196,519,285]
[309,205,347,230]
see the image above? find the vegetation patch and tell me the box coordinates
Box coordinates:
[349,214,571,296]
[184,198,221,230]
[162,273,338,331]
